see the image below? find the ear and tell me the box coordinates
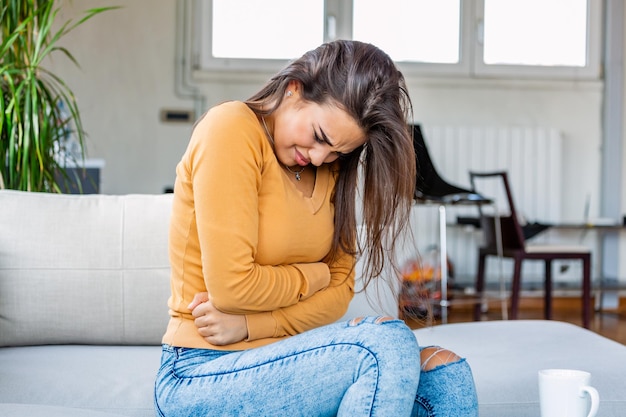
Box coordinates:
[287,80,302,96]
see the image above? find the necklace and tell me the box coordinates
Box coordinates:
[284,164,305,181]
[261,116,306,181]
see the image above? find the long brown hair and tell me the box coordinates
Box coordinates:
[247,40,416,288]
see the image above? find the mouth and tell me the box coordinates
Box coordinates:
[295,150,310,166]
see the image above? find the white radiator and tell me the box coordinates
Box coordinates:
[411,125,564,285]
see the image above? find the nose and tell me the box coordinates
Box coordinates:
[308,144,338,166]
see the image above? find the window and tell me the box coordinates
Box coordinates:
[476,0,601,78]
[192,0,602,80]
[210,0,323,60]
[483,0,587,67]
[352,0,461,64]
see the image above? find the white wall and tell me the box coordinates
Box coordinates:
[50,0,623,278]
[52,0,194,194]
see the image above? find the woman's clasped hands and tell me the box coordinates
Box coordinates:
[188,292,248,345]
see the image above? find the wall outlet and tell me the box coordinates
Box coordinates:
[160,109,194,123]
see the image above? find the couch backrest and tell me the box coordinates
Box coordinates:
[0,190,173,347]
[0,190,400,348]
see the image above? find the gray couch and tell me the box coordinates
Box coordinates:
[1,190,625,416]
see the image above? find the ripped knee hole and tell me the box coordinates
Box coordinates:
[420,347,461,371]
[374,316,394,324]
[348,316,394,326]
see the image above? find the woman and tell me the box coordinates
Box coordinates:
[155,40,478,416]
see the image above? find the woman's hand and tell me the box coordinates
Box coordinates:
[188,292,248,345]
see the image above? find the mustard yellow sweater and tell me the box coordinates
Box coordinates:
[162,101,355,350]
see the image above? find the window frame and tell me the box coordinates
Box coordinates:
[472,0,603,80]
[194,0,298,73]
[191,0,603,81]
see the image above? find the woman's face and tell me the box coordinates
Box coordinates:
[271,91,365,168]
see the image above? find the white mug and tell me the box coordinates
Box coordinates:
[538,369,600,417]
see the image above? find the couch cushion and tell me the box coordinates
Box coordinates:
[414,320,626,417]
[0,404,131,417]
[4,321,625,417]
[0,345,160,417]
[0,191,173,346]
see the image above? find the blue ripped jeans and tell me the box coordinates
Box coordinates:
[154,317,478,417]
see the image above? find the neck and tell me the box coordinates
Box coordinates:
[260,116,274,146]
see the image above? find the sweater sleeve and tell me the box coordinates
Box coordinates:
[188,104,331,313]
[245,249,356,341]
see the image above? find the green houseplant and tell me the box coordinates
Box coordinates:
[0,0,116,192]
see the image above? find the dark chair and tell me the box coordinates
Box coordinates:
[469,171,592,328]
[412,125,489,204]
[409,125,493,323]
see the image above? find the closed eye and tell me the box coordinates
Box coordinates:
[316,128,334,146]
[315,127,351,159]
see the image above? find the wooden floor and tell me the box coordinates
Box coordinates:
[405,296,626,345]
